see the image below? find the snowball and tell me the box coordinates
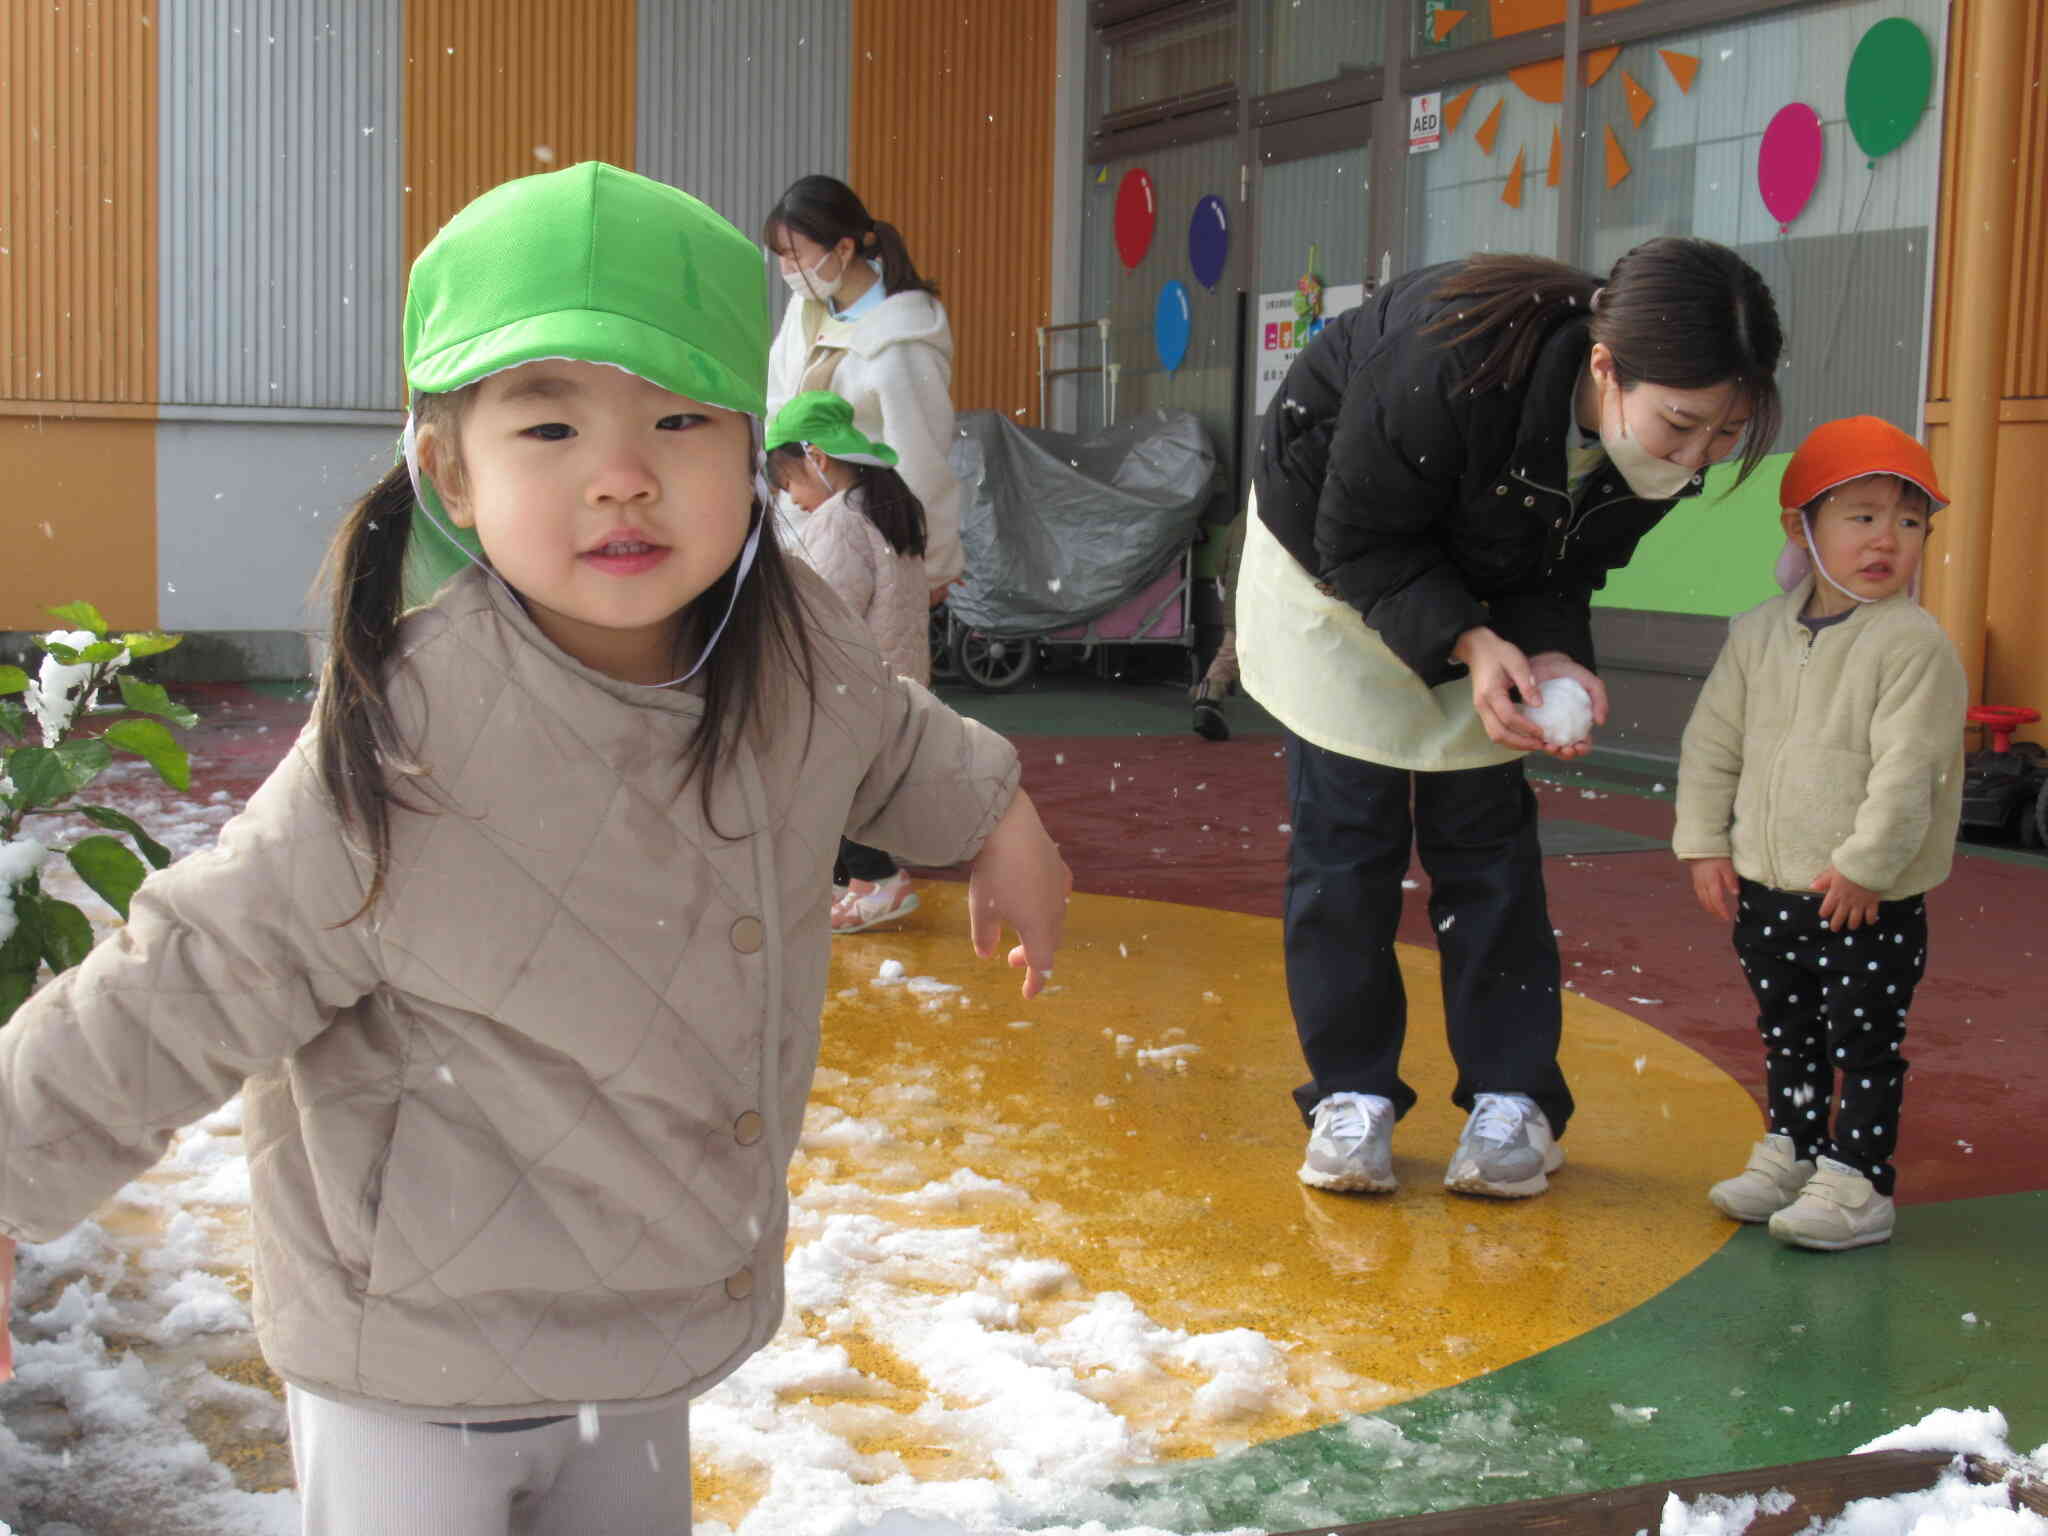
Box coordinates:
[1525,676,1594,747]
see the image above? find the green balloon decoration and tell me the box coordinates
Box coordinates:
[1844,17,1934,164]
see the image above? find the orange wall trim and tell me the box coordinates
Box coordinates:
[403,0,636,268]
[0,419,158,631]
[0,0,157,405]
[850,0,1057,419]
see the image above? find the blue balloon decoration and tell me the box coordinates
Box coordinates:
[1188,194,1230,290]
[1154,281,1192,372]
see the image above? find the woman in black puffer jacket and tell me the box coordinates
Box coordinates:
[1244,239,1782,1200]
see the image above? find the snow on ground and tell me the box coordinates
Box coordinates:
[3,767,2043,1534]
[1653,1409,2048,1534]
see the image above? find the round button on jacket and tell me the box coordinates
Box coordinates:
[733,1110,764,1145]
[730,916,764,954]
[726,1267,755,1300]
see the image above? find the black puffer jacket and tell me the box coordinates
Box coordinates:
[1253,262,1703,685]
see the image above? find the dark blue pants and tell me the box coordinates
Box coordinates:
[1283,732,1573,1136]
[836,839,898,884]
[1732,877,1924,1196]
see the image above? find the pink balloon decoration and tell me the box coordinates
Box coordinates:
[1758,103,1824,231]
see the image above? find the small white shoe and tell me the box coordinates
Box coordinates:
[1768,1157,1895,1251]
[1444,1093,1564,1198]
[1710,1134,1817,1223]
[1299,1093,1398,1193]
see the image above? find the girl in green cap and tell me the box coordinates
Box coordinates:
[0,163,1069,1534]
[767,390,933,934]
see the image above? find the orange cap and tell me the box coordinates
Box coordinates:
[1780,415,1947,512]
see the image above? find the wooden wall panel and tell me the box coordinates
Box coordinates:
[0,0,156,405]
[403,0,636,267]
[1928,413,2048,740]
[1926,0,2047,404]
[2001,2,2047,400]
[0,419,157,630]
[850,0,1058,419]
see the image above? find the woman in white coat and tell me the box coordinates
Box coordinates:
[764,175,963,604]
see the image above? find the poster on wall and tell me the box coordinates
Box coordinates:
[1253,284,1365,417]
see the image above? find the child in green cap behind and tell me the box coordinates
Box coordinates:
[0,162,1069,1533]
[767,389,933,933]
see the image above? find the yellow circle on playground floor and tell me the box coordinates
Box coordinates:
[788,884,1758,1465]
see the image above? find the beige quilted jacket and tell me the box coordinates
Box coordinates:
[0,564,1019,1421]
[1675,581,1966,900]
[796,486,931,685]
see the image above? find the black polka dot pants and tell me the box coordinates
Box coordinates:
[1732,877,1926,1197]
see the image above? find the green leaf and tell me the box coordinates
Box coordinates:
[46,601,108,639]
[4,738,112,809]
[67,836,148,921]
[118,632,182,659]
[0,897,39,1023]
[116,674,199,729]
[0,700,24,743]
[103,718,189,791]
[77,641,127,665]
[35,895,94,973]
[0,665,27,696]
[0,966,35,1028]
[42,641,82,665]
[76,804,173,869]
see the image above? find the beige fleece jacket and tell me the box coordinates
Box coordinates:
[1675,581,1966,899]
[0,564,1019,1421]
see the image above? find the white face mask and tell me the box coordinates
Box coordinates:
[1598,396,1699,501]
[781,248,847,302]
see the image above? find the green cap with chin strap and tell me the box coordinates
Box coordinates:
[764,390,899,468]
[401,161,770,601]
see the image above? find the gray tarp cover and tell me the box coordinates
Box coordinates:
[944,407,1216,637]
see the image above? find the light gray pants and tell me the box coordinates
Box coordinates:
[287,1386,693,1536]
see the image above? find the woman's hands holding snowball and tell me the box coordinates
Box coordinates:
[1525,652,1608,760]
[1455,628,1605,759]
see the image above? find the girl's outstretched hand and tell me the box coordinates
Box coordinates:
[967,790,1071,999]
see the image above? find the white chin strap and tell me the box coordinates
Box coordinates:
[1796,510,1878,606]
[402,408,772,688]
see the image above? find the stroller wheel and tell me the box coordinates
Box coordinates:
[952,628,1037,693]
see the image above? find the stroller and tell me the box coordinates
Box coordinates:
[936,408,1218,691]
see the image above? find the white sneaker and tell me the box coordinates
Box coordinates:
[1298,1093,1398,1193]
[1768,1157,1895,1250]
[1444,1093,1564,1198]
[1709,1134,1816,1223]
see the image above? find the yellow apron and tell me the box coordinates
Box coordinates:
[1235,492,1520,773]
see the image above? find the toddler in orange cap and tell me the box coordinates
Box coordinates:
[1674,416,1966,1251]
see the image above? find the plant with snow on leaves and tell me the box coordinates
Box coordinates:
[0,600,194,1026]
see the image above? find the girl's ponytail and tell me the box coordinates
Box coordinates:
[851,463,927,559]
[868,219,939,299]
[314,459,430,920]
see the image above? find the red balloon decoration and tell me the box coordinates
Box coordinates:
[1113,168,1157,270]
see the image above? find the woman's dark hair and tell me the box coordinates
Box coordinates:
[765,445,929,560]
[317,395,815,921]
[1428,237,1784,479]
[763,174,939,299]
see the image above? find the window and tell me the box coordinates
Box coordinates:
[1406,67,1561,268]
[1104,6,1238,116]
[1263,0,1384,94]
[1412,0,1560,56]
